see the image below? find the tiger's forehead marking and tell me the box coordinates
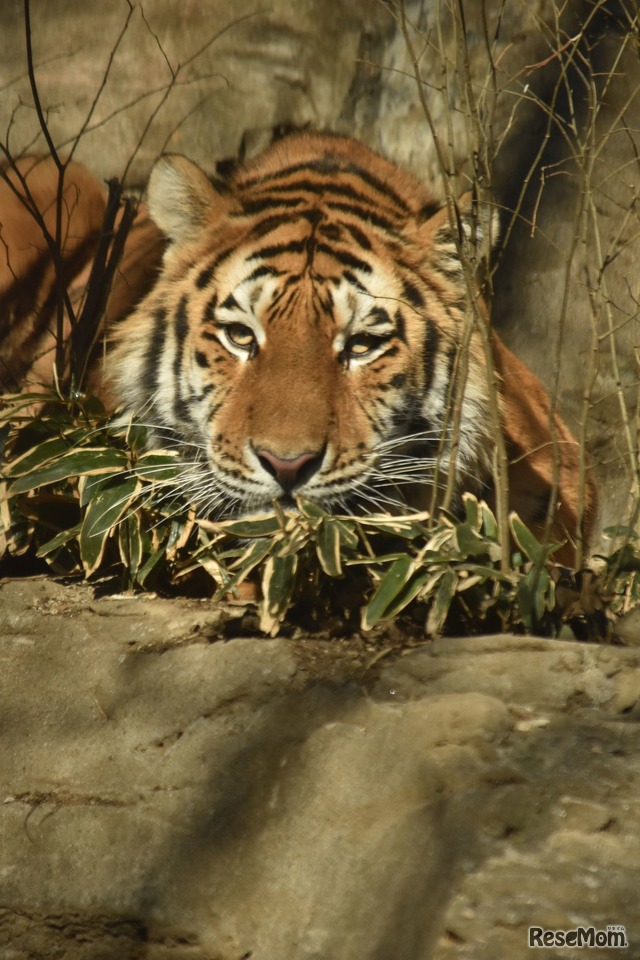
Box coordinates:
[237,158,411,216]
[189,149,421,346]
[204,205,403,296]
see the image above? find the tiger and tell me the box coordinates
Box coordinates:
[0,131,596,565]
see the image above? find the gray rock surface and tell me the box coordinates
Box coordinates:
[1,576,639,958]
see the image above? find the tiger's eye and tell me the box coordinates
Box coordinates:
[225,323,256,349]
[345,333,383,357]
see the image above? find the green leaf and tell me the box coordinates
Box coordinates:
[136,540,168,587]
[118,511,143,578]
[426,569,457,635]
[456,562,514,583]
[455,573,484,592]
[260,553,298,634]
[8,448,129,495]
[509,513,563,564]
[4,435,75,478]
[79,473,122,507]
[534,566,554,621]
[119,422,149,452]
[48,543,84,576]
[517,566,555,629]
[165,515,195,558]
[348,551,415,567]
[517,575,534,632]
[210,536,274,598]
[374,568,431,625]
[361,556,415,631]
[134,450,182,482]
[297,498,329,519]
[454,521,490,558]
[229,535,274,577]
[215,514,282,538]
[480,501,498,540]
[79,477,138,576]
[461,493,480,529]
[359,515,429,539]
[334,518,359,551]
[37,523,83,558]
[135,543,167,587]
[0,390,62,410]
[316,518,342,577]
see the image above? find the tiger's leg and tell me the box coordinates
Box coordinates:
[492,335,596,565]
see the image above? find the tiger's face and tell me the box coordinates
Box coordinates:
[110,133,494,517]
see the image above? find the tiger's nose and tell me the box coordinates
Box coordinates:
[255,447,324,491]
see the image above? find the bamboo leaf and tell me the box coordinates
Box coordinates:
[4,435,75,478]
[426,569,457,635]
[454,521,489,557]
[456,573,484,591]
[347,551,415,567]
[534,566,554,621]
[509,513,564,564]
[137,543,168,587]
[165,515,195,559]
[297,498,328,519]
[118,511,143,579]
[37,523,83,558]
[358,514,430,539]
[517,575,534,632]
[260,553,298,635]
[316,518,342,577]
[456,562,514,583]
[210,514,282,538]
[361,556,415,631]
[373,569,431,624]
[79,473,121,507]
[509,513,546,563]
[79,478,138,576]
[9,448,129,495]
[462,493,480,529]
[480,501,498,539]
[229,536,274,580]
[334,518,359,551]
[211,539,271,599]
[134,450,182,482]
[518,566,555,628]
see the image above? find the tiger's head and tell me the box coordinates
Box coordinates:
[110,132,497,518]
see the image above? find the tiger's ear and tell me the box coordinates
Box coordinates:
[433,193,500,250]
[418,193,500,270]
[146,154,234,247]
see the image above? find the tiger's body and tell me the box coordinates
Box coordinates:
[0,133,595,563]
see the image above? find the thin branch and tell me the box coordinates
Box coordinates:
[23,0,62,172]
[67,0,136,163]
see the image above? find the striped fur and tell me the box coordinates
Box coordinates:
[1,134,596,561]
[0,156,164,397]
